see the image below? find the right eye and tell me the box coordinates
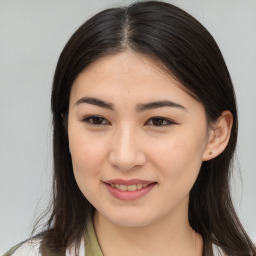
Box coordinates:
[82,115,110,126]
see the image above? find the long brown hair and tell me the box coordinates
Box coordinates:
[34,1,256,255]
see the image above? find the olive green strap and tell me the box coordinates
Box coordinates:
[40,244,66,256]
[84,220,103,256]
[3,241,66,256]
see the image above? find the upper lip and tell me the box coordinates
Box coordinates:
[104,179,156,185]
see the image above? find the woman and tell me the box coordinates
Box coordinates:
[4,1,256,255]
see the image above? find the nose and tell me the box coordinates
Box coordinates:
[108,126,146,172]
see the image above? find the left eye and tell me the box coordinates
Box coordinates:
[82,115,110,125]
[146,117,175,126]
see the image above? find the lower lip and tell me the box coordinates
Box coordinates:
[104,183,156,201]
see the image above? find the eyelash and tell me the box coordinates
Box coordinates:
[146,117,176,126]
[82,115,109,126]
[82,115,176,127]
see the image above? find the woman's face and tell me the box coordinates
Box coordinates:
[68,51,211,228]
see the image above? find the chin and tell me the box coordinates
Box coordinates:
[101,210,158,228]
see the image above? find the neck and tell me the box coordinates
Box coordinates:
[93,205,203,256]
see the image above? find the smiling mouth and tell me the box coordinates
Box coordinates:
[104,181,157,200]
[109,183,151,191]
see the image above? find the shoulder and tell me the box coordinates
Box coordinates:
[3,239,41,256]
[3,238,82,256]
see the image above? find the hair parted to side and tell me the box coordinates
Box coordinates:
[34,1,256,255]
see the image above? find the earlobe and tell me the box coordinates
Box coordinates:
[203,110,233,161]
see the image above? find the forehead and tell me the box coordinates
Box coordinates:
[69,51,201,112]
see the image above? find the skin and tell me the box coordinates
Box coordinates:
[68,51,233,256]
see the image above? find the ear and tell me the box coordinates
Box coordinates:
[203,110,233,161]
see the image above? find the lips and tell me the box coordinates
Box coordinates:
[104,179,156,201]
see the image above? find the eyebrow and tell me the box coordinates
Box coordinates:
[75,97,114,110]
[136,100,186,112]
[75,97,186,111]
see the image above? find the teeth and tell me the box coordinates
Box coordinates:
[128,184,136,191]
[136,184,142,190]
[110,183,150,191]
[120,185,127,191]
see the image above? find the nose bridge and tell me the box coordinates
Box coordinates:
[109,123,145,171]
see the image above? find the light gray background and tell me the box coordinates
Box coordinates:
[0,0,255,253]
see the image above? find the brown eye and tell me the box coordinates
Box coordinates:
[83,115,109,125]
[152,118,164,126]
[91,116,104,124]
[146,117,175,126]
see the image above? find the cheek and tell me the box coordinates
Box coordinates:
[70,142,105,203]
[68,130,107,192]
[151,131,207,183]
[152,136,205,209]
[69,124,106,167]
